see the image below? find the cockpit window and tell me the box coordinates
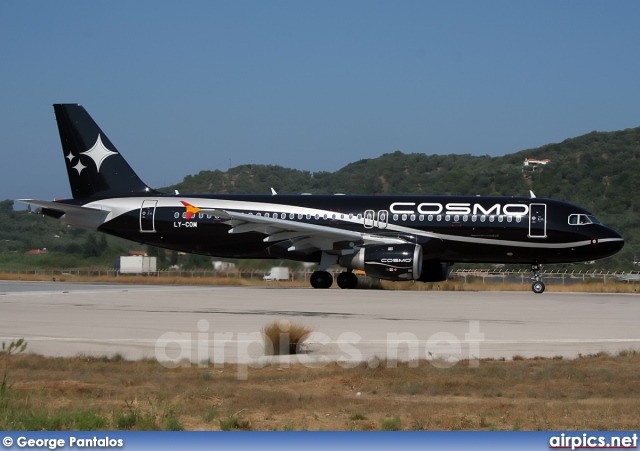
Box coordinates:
[568,214,601,225]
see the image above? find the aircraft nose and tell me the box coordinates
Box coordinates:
[599,227,624,256]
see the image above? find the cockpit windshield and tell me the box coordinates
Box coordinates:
[568,214,601,225]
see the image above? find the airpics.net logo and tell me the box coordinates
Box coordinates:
[153,319,485,380]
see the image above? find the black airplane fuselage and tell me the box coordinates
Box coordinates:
[55,193,623,265]
[23,104,624,292]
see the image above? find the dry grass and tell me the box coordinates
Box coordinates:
[262,320,314,355]
[1,272,638,293]
[2,351,640,430]
[380,280,640,293]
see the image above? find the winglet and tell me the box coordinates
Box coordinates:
[180,201,201,220]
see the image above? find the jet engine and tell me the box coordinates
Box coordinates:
[339,243,423,281]
[416,260,452,282]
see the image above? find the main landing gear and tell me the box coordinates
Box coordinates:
[531,264,545,294]
[310,270,358,289]
[336,271,358,289]
[310,270,333,289]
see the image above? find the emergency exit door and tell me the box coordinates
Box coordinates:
[140,200,157,233]
[528,203,547,238]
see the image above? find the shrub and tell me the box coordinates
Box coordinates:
[263,320,313,355]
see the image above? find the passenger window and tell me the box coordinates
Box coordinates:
[437,215,442,222]
[419,215,424,221]
[472,215,477,222]
[393,214,398,221]
[463,215,468,222]
[489,216,494,222]
[454,215,459,222]
[410,215,416,221]
[402,214,407,221]
[480,215,486,222]
[428,215,433,222]
[445,215,450,222]
[289,213,294,219]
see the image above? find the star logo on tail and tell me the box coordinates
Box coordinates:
[80,134,118,172]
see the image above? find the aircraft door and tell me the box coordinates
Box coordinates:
[377,210,388,229]
[528,203,547,238]
[140,200,158,233]
[364,209,375,229]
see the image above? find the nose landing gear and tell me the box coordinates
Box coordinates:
[531,264,545,294]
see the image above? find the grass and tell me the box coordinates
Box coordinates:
[381,416,402,431]
[1,351,640,430]
[0,271,638,293]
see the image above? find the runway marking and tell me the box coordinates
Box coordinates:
[3,337,640,345]
[0,287,223,296]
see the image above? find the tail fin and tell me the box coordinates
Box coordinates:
[54,104,156,199]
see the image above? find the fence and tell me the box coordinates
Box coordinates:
[2,267,640,285]
[0,267,312,281]
[450,269,640,285]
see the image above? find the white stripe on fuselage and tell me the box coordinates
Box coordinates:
[82,196,619,250]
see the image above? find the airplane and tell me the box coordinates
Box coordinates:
[20,104,624,293]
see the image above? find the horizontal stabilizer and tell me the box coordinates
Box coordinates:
[19,199,110,230]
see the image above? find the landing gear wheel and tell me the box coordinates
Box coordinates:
[532,281,545,294]
[310,270,333,289]
[530,264,545,294]
[337,272,358,289]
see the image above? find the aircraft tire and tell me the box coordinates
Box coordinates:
[532,281,545,294]
[337,272,358,289]
[310,270,333,289]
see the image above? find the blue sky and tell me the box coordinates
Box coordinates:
[2,1,639,202]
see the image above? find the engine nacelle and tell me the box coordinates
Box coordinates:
[339,243,423,281]
[416,261,452,282]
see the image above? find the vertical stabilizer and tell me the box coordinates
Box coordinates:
[54,104,155,199]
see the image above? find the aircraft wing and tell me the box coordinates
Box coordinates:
[200,207,408,254]
[18,199,111,230]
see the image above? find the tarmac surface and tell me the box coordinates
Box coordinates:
[1,281,639,366]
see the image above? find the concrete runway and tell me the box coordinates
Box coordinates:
[1,281,639,366]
